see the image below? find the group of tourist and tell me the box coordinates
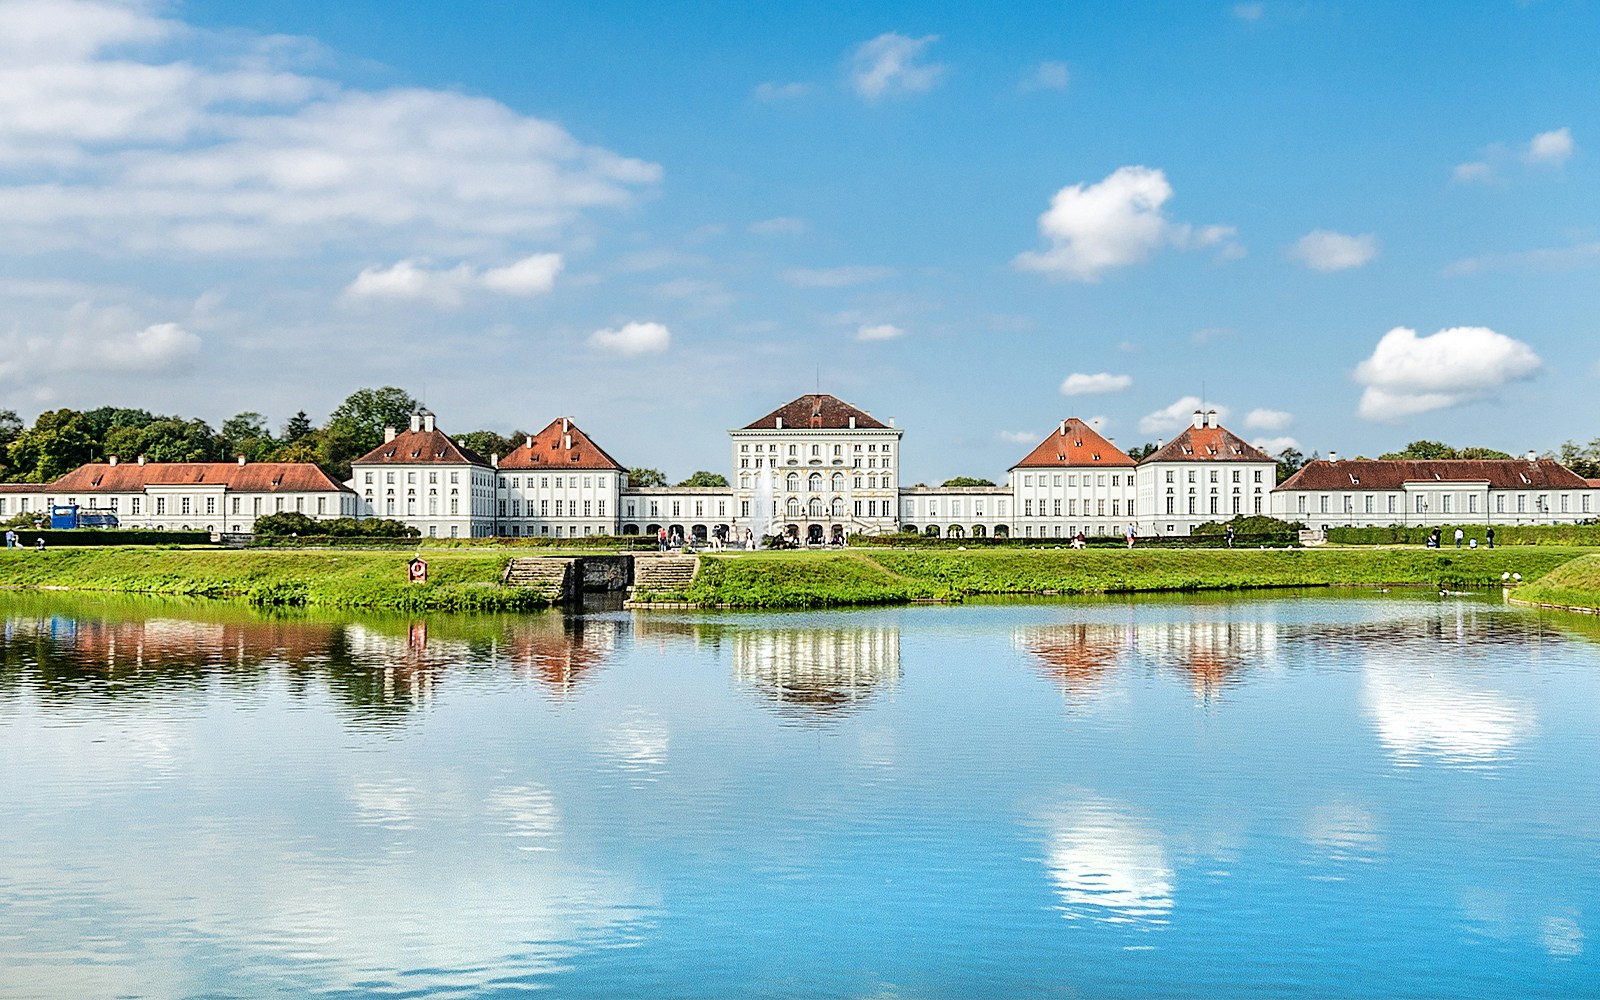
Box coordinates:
[1425,527,1496,549]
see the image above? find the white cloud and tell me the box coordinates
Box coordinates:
[1020,61,1069,92]
[748,216,808,237]
[998,430,1037,444]
[1251,435,1300,454]
[1232,3,1265,20]
[1452,161,1494,184]
[1526,126,1574,166]
[1444,241,1600,276]
[752,81,812,101]
[1139,395,1229,436]
[588,320,670,356]
[781,265,895,288]
[1354,325,1542,421]
[0,301,201,383]
[0,3,659,255]
[1289,230,1379,272]
[1059,372,1132,396]
[1014,166,1236,281]
[848,33,944,101]
[344,253,563,307]
[1243,407,1293,431]
[855,323,904,342]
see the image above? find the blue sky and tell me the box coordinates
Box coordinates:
[2,0,1597,482]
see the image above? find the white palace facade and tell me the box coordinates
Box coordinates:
[12,391,1599,540]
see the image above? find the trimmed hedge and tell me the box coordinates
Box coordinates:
[1326,523,1600,547]
[7,529,211,547]
[848,532,1297,549]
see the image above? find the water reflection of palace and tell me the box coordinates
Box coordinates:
[1,609,624,720]
[1016,617,1282,700]
[731,626,900,718]
[1015,623,1132,698]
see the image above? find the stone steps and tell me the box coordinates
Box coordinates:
[632,555,698,593]
[502,557,573,594]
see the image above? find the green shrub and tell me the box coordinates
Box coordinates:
[10,529,211,547]
[1326,523,1600,546]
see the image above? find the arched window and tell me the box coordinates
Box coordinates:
[786,473,799,492]
[831,472,844,491]
[809,498,824,518]
[808,473,822,492]
[740,474,750,489]
[786,498,801,518]
[831,497,844,517]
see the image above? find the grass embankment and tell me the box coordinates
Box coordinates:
[666,547,1585,609]
[1512,553,1600,612]
[0,548,548,611]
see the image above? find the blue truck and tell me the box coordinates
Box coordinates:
[49,504,120,530]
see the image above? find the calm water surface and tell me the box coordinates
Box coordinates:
[1,590,1597,998]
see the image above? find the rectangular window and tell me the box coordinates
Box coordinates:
[1517,495,1526,513]
[1365,496,1374,514]
[598,500,606,516]
[231,497,241,514]
[1298,496,1306,514]
[1024,499,1033,516]
[584,500,593,517]
[207,497,217,515]
[275,497,284,512]
[499,500,507,516]
[1098,500,1106,516]
[1209,497,1218,515]
[132,497,140,514]
[1112,500,1121,517]
[1168,496,1177,515]
[1416,495,1425,514]
[1320,496,1329,513]
[1233,497,1241,515]
[555,500,564,517]
[1388,496,1397,513]
[1053,499,1061,516]
[1442,495,1452,513]
[451,498,459,514]
[295,497,304,513]
[1468,495,1477,513]
[156,497,167,515]
[180,497,191,515]
[1343,496,1352,513]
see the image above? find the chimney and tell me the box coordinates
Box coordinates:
[564,434,572,450]
[137,455,147,466]
[408,412,421,433]
[1156,438,1164,450]
[491,453,498,468]
[848,416,856,429]
[1059,420,1067,436]
[237,455,246,466]
[1206,409,1218,428]
[384,426,396,443]
[562,417,569,432]
[108,456,118,466]
[1193,409,1204,429]
[1328,451,1338,463]
[525,435,533,449]
[422,411,435,433]
[1108,437,1116,446]
[776,417,783,429]
[889,417,895,428]
[1527,449,1537,462]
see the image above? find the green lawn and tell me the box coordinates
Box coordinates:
[1512,553,1600,612]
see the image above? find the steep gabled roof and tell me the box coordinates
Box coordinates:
[1011,417,1135,470]
[1142,425,1273,464]
[497,417,625,472]
[1276,459,1592,492]
[49,462,350,493]
[741,393,889,430]
[351,428,489,467]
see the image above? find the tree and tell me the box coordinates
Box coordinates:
[1457,446,1514,460]
[6,409,95,482]
[1126,442,1159,461]
[1558,439,1600,479]
[327,386,420,455]
[459,430,526,462]
[282,411,314,443]
[678,470,729,487]
[1378,440,1457,460]
[107,418,222,464]
[628,467,667,487]
[221,412,279,462]
[1275,446,1306,484]
[252,511,320,536]
[941,476,995,487]
[0,409,22,450]
[81,406,157,446]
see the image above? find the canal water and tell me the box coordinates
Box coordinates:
[1,590,1597,998]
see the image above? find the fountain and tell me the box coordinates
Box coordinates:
[750,467,774,548]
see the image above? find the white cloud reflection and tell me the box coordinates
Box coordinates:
[1041,797,1174,926]
[1362,662,1536,767]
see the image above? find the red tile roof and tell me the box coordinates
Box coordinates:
[352,428,489,467]
[1143,425,1273,464]
[49,462,350,493]
[1011,418,1134,469]
[1277,458,1592,492]
[742,394,889,430]
[0,483,39,493]
[496,418,625,472]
